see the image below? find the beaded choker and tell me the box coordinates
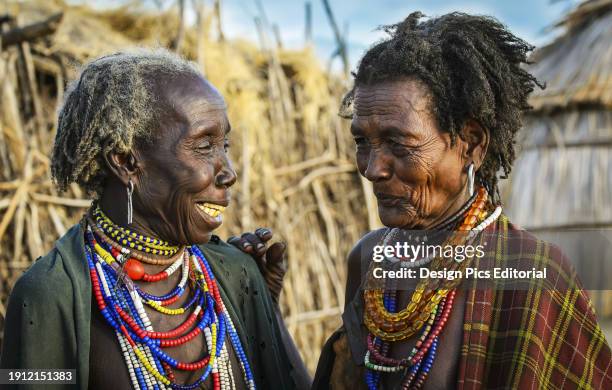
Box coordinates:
[377,192,478,269]
[87,212,185,266]
[363,188,502,389]
[84,210,256,390]
[93,205,180,256]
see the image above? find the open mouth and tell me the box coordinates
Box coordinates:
[196,202,226,222]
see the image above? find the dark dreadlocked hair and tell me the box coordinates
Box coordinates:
[347,12,543,201]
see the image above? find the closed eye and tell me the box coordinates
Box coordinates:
[353,136,367,146]
[197,139,212,150]
[389,139,417,157]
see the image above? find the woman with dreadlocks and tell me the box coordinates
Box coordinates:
[0,49,309,389]
[312,12,611,389]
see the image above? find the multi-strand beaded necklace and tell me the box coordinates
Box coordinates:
[363,188,502,389]
[85,205,256,390]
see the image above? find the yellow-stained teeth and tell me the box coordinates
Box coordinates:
[201,202,226,212]
[196,203,224,218]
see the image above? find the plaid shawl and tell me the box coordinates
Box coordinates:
[313,215,612,389]
[457,215,612,390]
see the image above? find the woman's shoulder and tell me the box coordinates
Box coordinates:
[344,228,387,308]
[495,214,578,287]
[198,235,261,273]
[10,249,61,303]
[499,214,572,264]
[10,224,85,303]
[348,228,387,264]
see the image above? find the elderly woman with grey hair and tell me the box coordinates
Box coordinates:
[0,49,309,389]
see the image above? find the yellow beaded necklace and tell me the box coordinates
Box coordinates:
[364,188,489,341]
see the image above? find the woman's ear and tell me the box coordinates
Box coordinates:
[459,119,489,170]
[102,139,140,186]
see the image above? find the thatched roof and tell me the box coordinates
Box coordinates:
[527,0,612,112]
[503,0,612,230]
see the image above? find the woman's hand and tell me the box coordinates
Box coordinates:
[227,228,287,305]
[228,229,311,387]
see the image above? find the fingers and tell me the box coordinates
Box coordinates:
[255,227,273,242]
[227,235,255,254]
[228,228,278,273]
[227,235,242,248]
[266,242,287,269]
[241,232,266,257]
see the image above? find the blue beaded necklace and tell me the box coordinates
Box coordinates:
[85,222,256,390]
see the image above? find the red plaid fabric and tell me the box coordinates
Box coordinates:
[457,215,612,389]
[312,214,611,389]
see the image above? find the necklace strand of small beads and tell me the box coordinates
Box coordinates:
[364,192,502,389]
[362,203,472,387]
[88,214,185,266]
[90,234,196,315]
[85,217,256,390]
[363,188,490,341]
[93,206,180,255]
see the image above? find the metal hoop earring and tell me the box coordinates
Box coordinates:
[126,178,134,225]
[467,163,475,197]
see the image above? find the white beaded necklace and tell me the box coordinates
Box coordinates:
[380,205,503,268]
[94,247,250,390]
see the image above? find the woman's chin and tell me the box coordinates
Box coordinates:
[184,230,213,246]
[379,206,419,230]
[380,215,414,230]
[182,222,217,245]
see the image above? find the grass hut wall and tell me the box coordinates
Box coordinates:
[503,0,612,317]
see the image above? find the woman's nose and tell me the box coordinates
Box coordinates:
[215,156,237,188]
[364,149,392,182]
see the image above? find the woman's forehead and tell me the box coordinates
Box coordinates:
[354,79,432,113]
[353,80,433,130]
[158,72,225,107]
[151,73,227,131]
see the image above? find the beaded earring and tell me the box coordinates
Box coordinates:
[126,178,134,225]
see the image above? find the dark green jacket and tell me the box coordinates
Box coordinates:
[0,223,297,389]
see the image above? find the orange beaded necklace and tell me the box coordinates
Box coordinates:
[364,187,489,341]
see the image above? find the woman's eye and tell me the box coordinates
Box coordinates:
[354,137,367,147]
[197,140,212,150]
[390,140,413,156]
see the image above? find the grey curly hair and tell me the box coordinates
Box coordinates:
[51,48,201,196]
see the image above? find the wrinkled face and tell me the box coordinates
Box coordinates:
[351,78,468,229]
[131,73,236,244]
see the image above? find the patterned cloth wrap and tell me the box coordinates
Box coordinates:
[313,214,612,390]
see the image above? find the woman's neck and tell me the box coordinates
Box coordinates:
[419,185,474,230]
[97,186,168,244]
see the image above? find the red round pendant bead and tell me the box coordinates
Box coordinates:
[125,259,145,280]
